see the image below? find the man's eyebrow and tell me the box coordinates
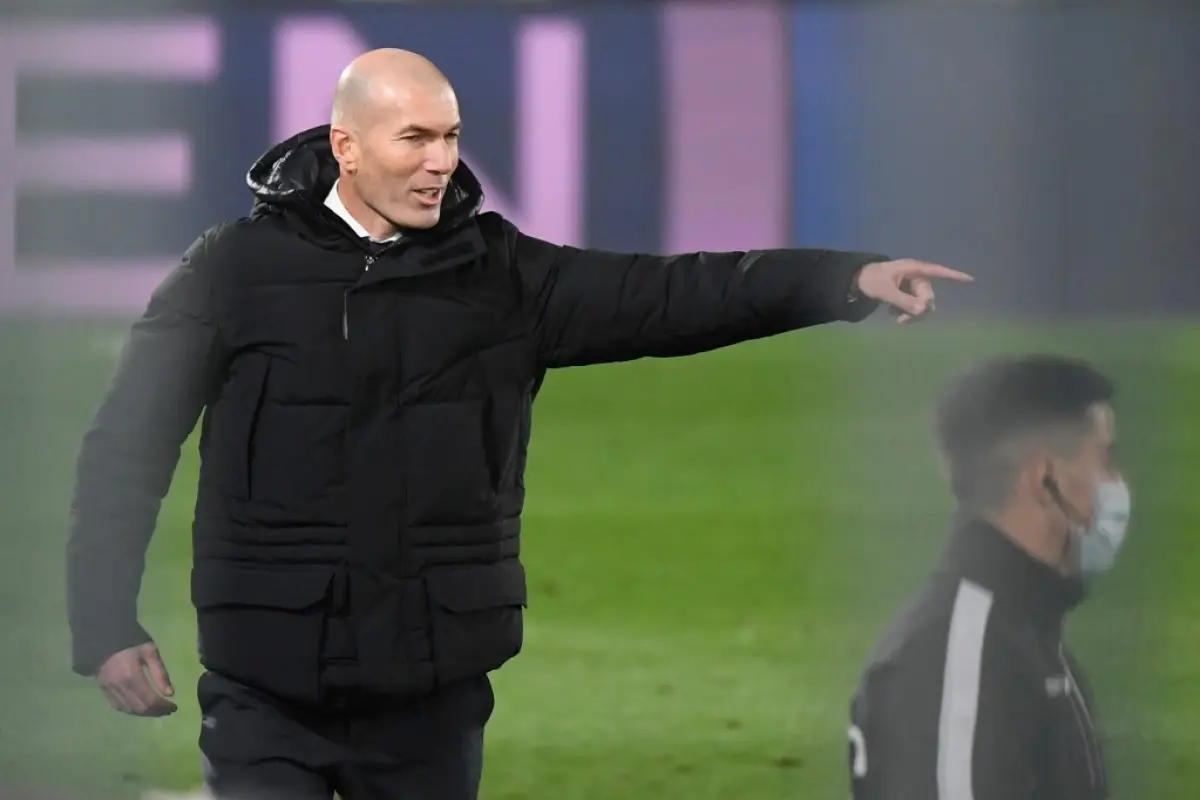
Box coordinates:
[398,122,462,135]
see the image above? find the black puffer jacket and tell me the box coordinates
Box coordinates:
[67,125,884,703]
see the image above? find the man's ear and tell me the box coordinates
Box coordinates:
[330,126,357,170]
[1033,454,1060,508]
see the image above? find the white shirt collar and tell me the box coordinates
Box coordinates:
[324,179,402,243]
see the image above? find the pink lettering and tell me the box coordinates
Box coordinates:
[661,3,789,252]
[9,19,220,79]
[272,16,362,144]
[17,134,192,194]
[513,18,585,247]
[0,9,786,315]
[0,20,219,313]
[0,39,16,311]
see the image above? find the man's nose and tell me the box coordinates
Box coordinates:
[424,141,454,174]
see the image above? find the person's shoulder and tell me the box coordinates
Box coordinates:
[184,216,249,250]
[474,210,520,243]
[859,572,1039,692]
[472,211,556,273]
[185,216,280,265]
[858,572,988,678]
[471,212,569,278]
[204,215,275,248]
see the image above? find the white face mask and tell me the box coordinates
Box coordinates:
[1076,479,1131,576]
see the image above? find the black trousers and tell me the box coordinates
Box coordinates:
[197,671,493,800]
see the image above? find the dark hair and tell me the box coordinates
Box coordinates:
[933,355,1115,510]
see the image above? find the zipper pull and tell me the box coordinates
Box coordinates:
[365,255,375,272]
[342,292,349,340]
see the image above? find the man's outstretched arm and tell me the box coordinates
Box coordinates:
[492,214,969,368]
[67,226,231,686]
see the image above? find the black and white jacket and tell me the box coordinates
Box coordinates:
[850,516,1110,799]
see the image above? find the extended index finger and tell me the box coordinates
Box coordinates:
[902,261,974,283]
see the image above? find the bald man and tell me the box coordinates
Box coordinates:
[67,49,972,798]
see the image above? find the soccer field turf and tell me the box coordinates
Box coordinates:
[0,317,1196,798]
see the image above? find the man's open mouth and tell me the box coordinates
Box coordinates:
[414,188,444,205]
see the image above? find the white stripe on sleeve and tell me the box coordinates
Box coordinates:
[936,579,994,800]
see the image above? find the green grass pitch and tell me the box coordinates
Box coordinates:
[0,317,1196,798]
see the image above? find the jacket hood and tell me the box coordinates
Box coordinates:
[244,124,484,237]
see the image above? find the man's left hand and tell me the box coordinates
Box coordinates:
[855,259,974,324]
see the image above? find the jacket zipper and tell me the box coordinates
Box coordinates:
[343,255,372,340]
[298,196,402,342]
[1058,642,1105,790]
[343,243,400,341]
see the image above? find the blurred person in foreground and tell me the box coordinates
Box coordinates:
[68,48,972,799]
[849,355,1128,800]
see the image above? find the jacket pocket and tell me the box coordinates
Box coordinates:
[192,562,332,703]
[425,560,527,687]
[206,353,271,500]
